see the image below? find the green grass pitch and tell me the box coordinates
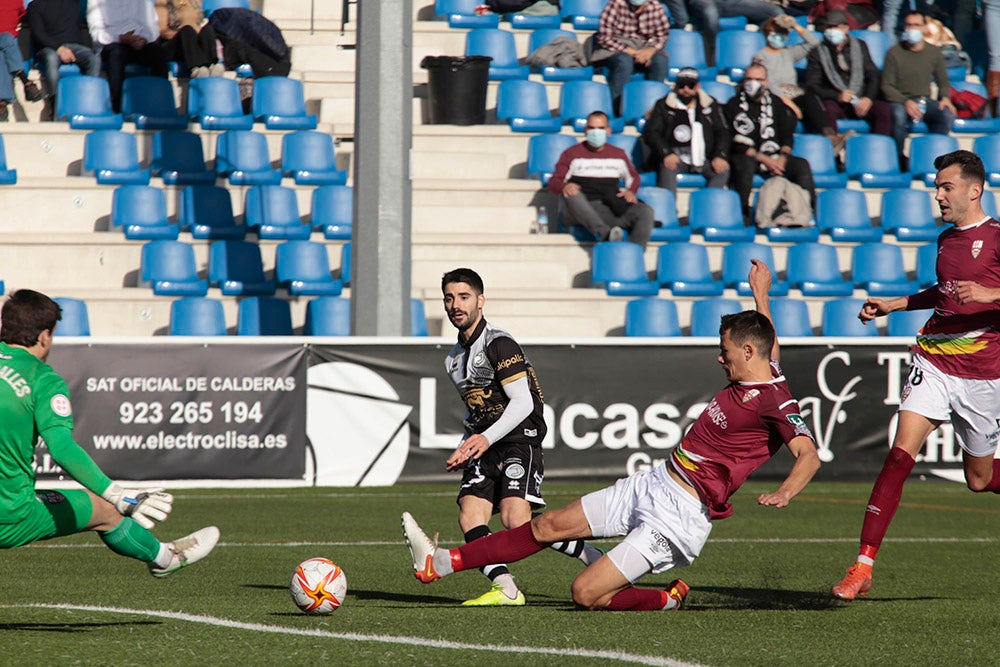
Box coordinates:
[3,480,1000,666]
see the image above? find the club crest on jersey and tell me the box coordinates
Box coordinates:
[901,385,912,403]
[972,239,984,259]
[50,394,72,417]
[505,463,525,480]
[742,388,760,403]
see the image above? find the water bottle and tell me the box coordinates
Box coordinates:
[533,207,549,234]
[917,96,927,115]
[850,95,860,108]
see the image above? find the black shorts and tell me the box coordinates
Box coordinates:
[456,442,545,512]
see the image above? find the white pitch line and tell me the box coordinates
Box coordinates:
[18,603,703,667]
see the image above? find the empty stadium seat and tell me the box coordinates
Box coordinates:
[721,242,790,296]
[916,242,937,287]
[215,131,282,185]
[850,30,889,68]
[559,80,625,132]
[169,297,227,335]
[664,30,717,82]
[638,186,690,242]
[908,134,959,187]
[792,133,848,188]
[280,131,348,185]
[624,297,681,336]
[786,242,853,296]
[769,298,813,337]
[340,242,352,286]
[411,298,429,336]
[275,240,343,296]
[188,77,253,130]
[656,242,724,296]
[304,296,351,335]
[984,189,997,218]
[509,8,561,29]
[816,188,881,242]
[973,134,1000,186]
[111,185,178,240]
[56,76,123,129]
[526,29,594,81]
[83,130,150,185]
[822,298,878,336]
[700,80,736,104]
[688,188,755,242]
[852,242,918,296]
[465,29,530,80]
[244,185,311,240]
[237,297,293,335]
[121,76,188,130]
[715,31,765,80]
[880,189,941,242]
[434,0,500,28]
[496,79,562,133]
[561,0,603,30]
[689,298,743,336]
[310,185,353,240]
[180,185,245,239]
[208,240,277,296]
[53,297,90,336]
[591,242,659,296]
[252,77,317,130]
[140,240,209,296]
[151,130,216,185]
[887,308,933,337]
[0,135,17,184]
[844,134,911,188]
[526,132,576,185]
[621,80,669,130]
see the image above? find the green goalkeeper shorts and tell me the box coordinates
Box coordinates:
[0,489,93,549]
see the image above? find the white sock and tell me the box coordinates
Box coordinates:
[432,548,455,576]
[857,555,875,567]
[492,573,519,599]
[153,543,173,568]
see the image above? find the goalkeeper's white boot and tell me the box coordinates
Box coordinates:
[401,512,442,583]
[149,526,221,578]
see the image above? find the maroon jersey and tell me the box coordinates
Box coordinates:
[669,360,813,520]
[908,219,1000,379]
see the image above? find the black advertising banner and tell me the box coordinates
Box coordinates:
[40,343,308,480]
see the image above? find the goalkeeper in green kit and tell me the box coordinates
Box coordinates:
[0,289,218,576]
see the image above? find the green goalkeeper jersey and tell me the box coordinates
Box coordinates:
[0,342,112,523]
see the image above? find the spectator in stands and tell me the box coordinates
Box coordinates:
[87,0,169,112]
[717,0,786,27]
[805,10,892,140]
[547,110,655,247]
[881,11,956,170]
[155,0,223,78]
[0,0,42,121]
[754,15,851,153]
[660,0,719,64]
[641,67,730,195]
[27,0,101,122]
[591,0,669,116]
[725,63,816,224]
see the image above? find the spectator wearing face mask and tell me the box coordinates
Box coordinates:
[805,10,892,140]
[881,11,956,170]
[640,67,730,195]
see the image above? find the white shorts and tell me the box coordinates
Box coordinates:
[581,465,712,582]
[901,355,1000,458]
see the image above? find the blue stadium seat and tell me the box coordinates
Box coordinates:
[984,189,998,218]
[973,134,1000,186]
[121,76,188,130]
[527,29,594,81]
[169,297,227,335]
[496,79,562,133]
[180,185,245,239]
[719,16,749,30]
[561,0,603,30]
[624,297,681,336]
[689,298,743,336]
[83,130,150,185]
[786,242,853,296]
[112,185,178,240]
[591,242,659,296]
[880,189,941,242]
[559,80,626,132]
[465,29,530,80]
[908,134,959,187]
[56,76,123,129]
[140,240,209,296]
[53,297,90,336]
[769,298,813,336]
[526,132,576,185]
[0,135,17,184]
[304,296,351,335]
[656,242,724,296]
[621,80,669,130]
[244,185,311,240]
[607,133,644,174]
[237,297,293,335]
[792,133,847,188]
[822,298,878,336]
[188,77,253,130]
[215,131,282,185]
[208,240,277,296]
[887,308,933,337]
[151,130,216,185]
[850,30,889,69]
[411,298,429,336]
[700,80,736,104]
[916,242,937,287]
[715,31,765,81]
[340,242,352,286]
[434,0,500,28]
[665,30,717,82]
[311,185,353,240]
[280,131,348,185]
[721,242,790,296]
[852,242,918,296]
[203,0,250,14]
[252,77,318,130]
[950,80,1000,132]
[816,188,881,242]
[275,240,343,296]
[509,9,561,29]
[688,188,755,242]
[638,186,690,242]
[844,134,911,188]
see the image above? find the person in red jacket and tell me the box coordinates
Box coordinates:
[0,0,42,120]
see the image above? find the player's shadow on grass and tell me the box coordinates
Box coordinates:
[688,586,845,611]
[0,620,160,633]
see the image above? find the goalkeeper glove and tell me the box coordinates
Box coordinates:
[102,484,174,530]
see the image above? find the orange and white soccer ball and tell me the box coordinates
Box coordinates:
[289,557,347,614]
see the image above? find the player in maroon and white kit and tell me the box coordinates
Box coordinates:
[833,149,1000,601]
[402,260,821,611]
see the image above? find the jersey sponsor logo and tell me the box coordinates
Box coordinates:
[463,387,492,409]
[473,352,486,367]
[50,394,72,417]
[495,353,524,371]
[705,398,728,429]
[786,413,812,437]
[505,463,526,480]
[523,428,538,438]
[742,388,760,403]
[972,239,984,259]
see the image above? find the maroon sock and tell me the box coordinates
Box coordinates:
[859,447,916,555]
[605,587,670,611]
[981,460,1000,493]
[451,523,546,572]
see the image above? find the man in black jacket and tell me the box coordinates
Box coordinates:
[27,0,100,121]
[641,67,730,195]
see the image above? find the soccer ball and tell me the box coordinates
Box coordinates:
[289,557,347,614]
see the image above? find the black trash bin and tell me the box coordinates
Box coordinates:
[421,55,492,125]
